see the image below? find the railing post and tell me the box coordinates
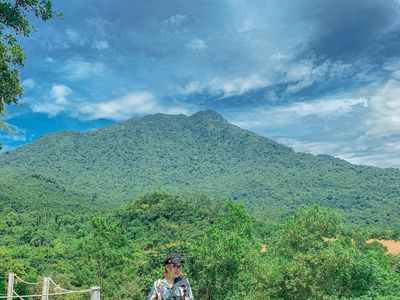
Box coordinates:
[7,273,15,300]
[90,286,101,300]
[41,277,50,300]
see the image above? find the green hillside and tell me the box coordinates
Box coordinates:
[1,110,400,228]
[1,192,400,299]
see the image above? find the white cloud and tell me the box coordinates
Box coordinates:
[0,133,27,142]
[30,84,72,117]
[86,17,111,33]
[163,14,187,27]
[230,97,367,129]
[270,52,289,61]
[382,57,400,71]
[275,137,344,155]
[0,124,28,142]
[182,74,269,97]
[0,125,32,152]
[22,79,36,89]
[45,37,70,50]
[340,150,400,168]
[0,126,31,153]
[44,56,55,63]
[61,58,106,80]
[75,91,191,121]
[28,84,191,121]
[92,40,109,50]
[391,70,400,80]
[50,85,72,102]
[275,137,400,168]
[284,60,354,94]
[224,81,400,167]
[176,58,361,101]
[161,14,188,34]
[365,79,400,137]
[185,39,207,51]
[66,28,88,46]
[31,101,67,117]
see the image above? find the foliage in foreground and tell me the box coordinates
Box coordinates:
[1,192,400,299]
[264,205,400,299]
[0,0,59,132]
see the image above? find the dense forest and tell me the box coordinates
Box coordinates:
[1,111,400,235]
[1,191,400,299]
[1,112,400,299]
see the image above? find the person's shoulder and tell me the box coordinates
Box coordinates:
[153,277,166,285]
[176,276,190,285]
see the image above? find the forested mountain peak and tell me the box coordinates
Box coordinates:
[190,109,228,122]
[1,111,400,229]
[317,154,351,165]
[116,109,226,126]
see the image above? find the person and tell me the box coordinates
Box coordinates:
[147,252,194,300]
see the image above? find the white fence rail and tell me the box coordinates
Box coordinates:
[0,274,100,299]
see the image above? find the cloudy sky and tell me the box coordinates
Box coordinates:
[3,0,400,168]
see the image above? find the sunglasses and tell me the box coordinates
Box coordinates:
[170,264,183,271]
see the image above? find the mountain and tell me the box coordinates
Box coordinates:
[1,110,400,227]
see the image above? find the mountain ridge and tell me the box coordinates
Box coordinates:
[1,110,399,228]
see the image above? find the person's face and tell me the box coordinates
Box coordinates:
[166,263,182,278]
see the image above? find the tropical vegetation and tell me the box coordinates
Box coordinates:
[1,191,400,299]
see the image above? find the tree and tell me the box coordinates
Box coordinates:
[78,216,128,298]
[264,205,400,299]
[0,0,59,131]
[188,203,266,300]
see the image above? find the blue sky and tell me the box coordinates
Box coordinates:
[3,0,400,168]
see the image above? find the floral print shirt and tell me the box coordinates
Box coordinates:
[147,276,194,300]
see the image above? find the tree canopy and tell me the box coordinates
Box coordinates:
[0,0,58,131]
[2,111,400,234]
[1,191,400,299]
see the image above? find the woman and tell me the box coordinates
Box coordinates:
[147,252,194,300]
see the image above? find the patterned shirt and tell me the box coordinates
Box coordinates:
[147,276,194,300]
